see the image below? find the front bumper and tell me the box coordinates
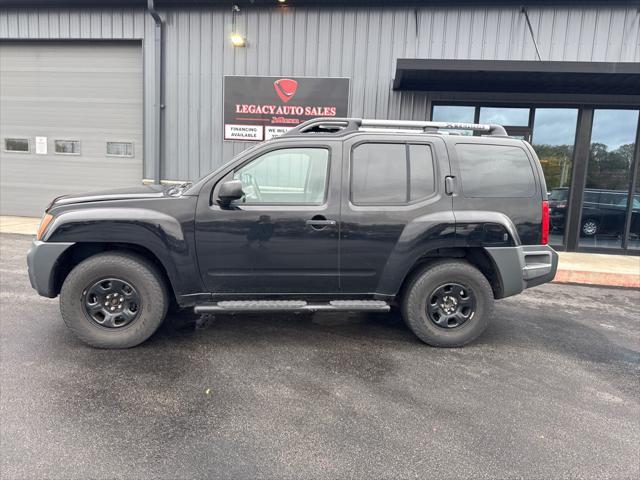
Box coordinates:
[485,245,559,299]
[27,239,75,298]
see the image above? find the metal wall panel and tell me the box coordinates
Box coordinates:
[1,5,639,181]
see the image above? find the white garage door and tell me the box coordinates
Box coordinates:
[0,41,143,217]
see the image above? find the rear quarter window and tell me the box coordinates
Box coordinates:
[456,143,536,198]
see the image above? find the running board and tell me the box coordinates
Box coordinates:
[193,300,390,313]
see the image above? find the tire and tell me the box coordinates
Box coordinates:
[581,218,599,237]
[60,251,169,348]
[401,260,494,347]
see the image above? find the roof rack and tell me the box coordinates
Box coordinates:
[282,117,509,137]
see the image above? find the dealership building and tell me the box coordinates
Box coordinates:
[0,0,639,254]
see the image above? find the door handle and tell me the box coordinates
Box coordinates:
[445,176,457,195]
[306,216,336,229]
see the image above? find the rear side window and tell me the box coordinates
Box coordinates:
[456,144,536,198]
[351,143,435,205]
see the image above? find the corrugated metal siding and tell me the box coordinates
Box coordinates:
[1,5,639,180]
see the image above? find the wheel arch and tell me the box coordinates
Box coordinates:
[395,247,503,303]
[52,242,178,307]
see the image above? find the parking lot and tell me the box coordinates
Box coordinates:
[1,233,639,479]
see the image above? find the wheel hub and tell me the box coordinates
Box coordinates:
[427,283,476,329]
[83,278,141,328]
[440,295,458,314]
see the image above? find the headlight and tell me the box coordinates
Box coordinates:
[37,213,54,241]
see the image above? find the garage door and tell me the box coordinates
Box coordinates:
[0,41,143,217]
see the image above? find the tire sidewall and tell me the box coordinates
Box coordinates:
[403,261,493,347]
[60,253,168,348]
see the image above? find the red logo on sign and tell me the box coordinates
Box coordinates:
[274,78,298,103]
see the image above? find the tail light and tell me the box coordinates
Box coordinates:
[541,200,549,245]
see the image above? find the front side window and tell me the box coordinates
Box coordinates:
[233,148,329,205]
[351,142,435,205]
[55,140,80,154]
[456,144,536,198]
[4,138,29,152]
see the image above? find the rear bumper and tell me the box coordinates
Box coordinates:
[27,239,75,298]
[485,245,558,299]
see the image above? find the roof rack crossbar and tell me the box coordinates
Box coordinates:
[283,118,508,137]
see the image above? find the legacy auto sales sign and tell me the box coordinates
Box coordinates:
[223,76,350,141]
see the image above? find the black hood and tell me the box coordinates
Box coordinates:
[49,184,184,208]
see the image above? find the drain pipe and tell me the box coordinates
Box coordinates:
[521,6,542,61]
[148,0,163,184]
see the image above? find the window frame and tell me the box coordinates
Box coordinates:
[3,138,30,154]
[54,139,81,156]
[349,140,437,207]
[106,141,134,158]
[229,146,332,207]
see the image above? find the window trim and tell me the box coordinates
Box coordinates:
[54,139,81,156]
[106,141,134,158]
[3,138,30,154]
[349,140,437,207]
[229,146,332,207]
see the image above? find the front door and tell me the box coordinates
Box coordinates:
[195,144,340,295]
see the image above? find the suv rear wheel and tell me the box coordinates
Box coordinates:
[60,252,168,348]
[402,260,494,347]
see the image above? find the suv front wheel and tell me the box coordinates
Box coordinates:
[402,260,494,347]
[60,252,168,348]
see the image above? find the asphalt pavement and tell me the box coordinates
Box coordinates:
[1,233,639,479]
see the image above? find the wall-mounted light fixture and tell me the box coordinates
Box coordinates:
[230,33,246,47]
[230,5,246,47]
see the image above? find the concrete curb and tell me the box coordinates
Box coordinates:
[553,270,640,289]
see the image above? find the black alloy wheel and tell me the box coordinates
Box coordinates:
[426,282,476,329]
[83,278,141,328]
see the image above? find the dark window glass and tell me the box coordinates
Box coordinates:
[106,142,133,157]
[456,144,536,198]
[532,108,578,246]
[479,107,530,126]
[55,140,80,154]
[409,144,435,201]
[352,143,407,204]
[4,138,29,152]
[579,109,639,249]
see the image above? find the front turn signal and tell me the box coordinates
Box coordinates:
[37,213,54,241]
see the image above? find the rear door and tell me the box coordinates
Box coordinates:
[448,138,543,245]
[339,134,453,294]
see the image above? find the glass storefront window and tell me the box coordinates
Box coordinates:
[579,109,639,249]
[479,107,529,126]
[432,105,475,135]
[432,105,474,123]
[628,172,640,249]
[532,108,579,246]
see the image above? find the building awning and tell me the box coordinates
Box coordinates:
[393,59,640,95]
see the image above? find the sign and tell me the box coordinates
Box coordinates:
[224,76,350,141]
[35,137,47,155]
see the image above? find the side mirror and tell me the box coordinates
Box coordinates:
[217,179,244,205]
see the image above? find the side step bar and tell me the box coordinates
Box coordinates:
[194,300,390,313]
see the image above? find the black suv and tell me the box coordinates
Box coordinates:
[27,118,558,349]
